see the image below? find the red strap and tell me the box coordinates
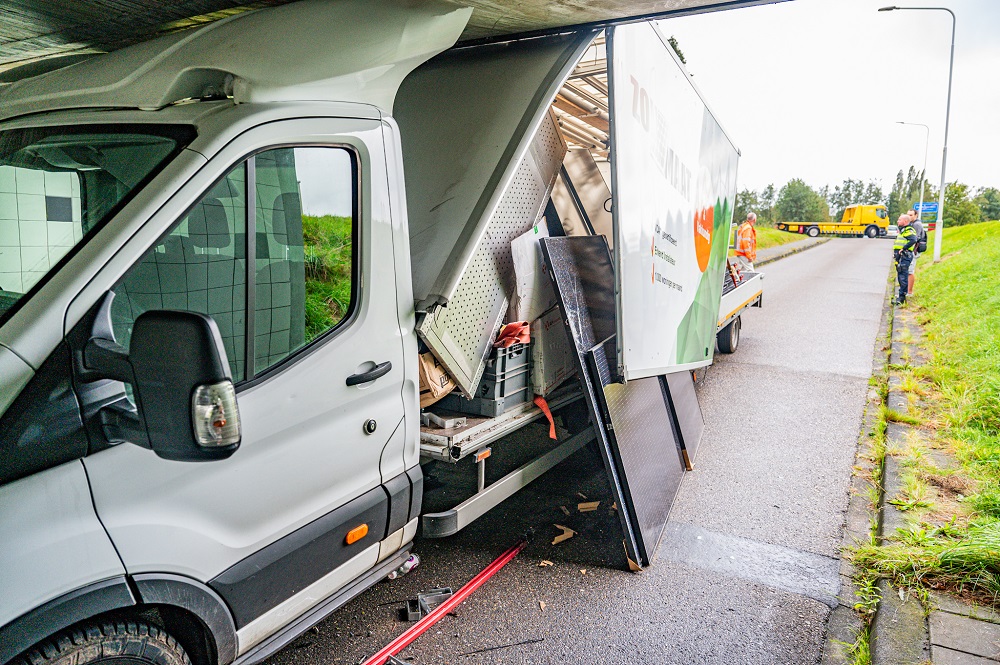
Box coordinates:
[534,395,557,440]
[494,321,530,348]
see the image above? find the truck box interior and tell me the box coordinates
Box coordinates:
[398,27,719,568]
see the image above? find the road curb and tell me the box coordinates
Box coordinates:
[820,263,895,665]
[870,309,932,664]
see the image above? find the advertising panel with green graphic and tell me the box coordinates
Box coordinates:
[609,22,739,379]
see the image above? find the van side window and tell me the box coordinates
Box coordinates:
[111,164,248,381]
[107,146,356,385]
[252,147,356,375]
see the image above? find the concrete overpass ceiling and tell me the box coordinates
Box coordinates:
[0,0,779,77]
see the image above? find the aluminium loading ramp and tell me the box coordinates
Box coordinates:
[540,235,688,568]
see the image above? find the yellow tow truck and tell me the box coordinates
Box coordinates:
[776,204,890,238]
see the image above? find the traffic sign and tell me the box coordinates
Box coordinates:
[914,202,938,213]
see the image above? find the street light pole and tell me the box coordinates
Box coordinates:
[879,6,955,262]
[896,121,929,226]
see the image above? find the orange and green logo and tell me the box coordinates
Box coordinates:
[694,206,714,272]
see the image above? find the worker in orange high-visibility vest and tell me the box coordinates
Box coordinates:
[734,212,757,272]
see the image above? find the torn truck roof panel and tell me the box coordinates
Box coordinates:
[0,1,785,78]
[0,0,473,121]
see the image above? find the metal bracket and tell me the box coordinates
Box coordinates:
[421,427,595,538]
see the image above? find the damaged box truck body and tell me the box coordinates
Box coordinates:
[0,2,761,665]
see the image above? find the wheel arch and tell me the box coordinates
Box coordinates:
[133,574,237,665]
[1,576,236,665]
[0,577,135,665]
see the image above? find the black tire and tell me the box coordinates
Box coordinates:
[806,226,820,238]
[716,316,740,354]
[865,225,878,238]
[21,621,191,665]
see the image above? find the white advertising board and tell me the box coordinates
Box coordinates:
[608,22,739,380]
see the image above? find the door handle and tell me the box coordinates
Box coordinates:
[346,361,393,386]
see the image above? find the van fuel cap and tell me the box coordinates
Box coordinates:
[363,419,377,435]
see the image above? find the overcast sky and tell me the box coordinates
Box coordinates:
[659,0,1000,195]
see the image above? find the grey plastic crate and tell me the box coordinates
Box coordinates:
[437,344,532,417]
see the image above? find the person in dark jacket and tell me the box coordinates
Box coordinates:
[907,209,924,296]
[893,214,918,305]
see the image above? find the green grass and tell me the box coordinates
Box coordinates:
[853,523,1000,602]
[302,214,353,341]
[920,221,1000,473]
[882,406,922,427]
[849,221,1000,606]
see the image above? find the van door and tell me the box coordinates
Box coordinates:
[78,118,407,653]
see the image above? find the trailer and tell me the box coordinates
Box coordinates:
[716,265,764,353]
[776,204,890,238]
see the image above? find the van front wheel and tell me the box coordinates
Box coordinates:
[21,621,191,665]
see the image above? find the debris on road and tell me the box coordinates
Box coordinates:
[576,492,588,500]
[400,587,455,622]
[539,601,546,611]
[538,560,554,567]
[551,524,576,545]
[559,505,571,516]
[361,540,527,665]
[577,501,600,512]
[459,638,545,656]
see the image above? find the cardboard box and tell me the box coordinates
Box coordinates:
[419,352,456,408]
[532,306,575,396]
[510,222,557,323]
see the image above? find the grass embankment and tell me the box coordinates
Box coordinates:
[852,221,1000,605]
[302,214,352,341]
[727,225,803,258]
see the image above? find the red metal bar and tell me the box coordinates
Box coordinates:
[360,540,527,665]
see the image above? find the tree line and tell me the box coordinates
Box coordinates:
[735,167,1000,227]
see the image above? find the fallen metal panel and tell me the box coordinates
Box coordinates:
[537,236,616,353]
[539,235,685,567]
[415,110,566,397]
[588,344,684,565]
[663,371,705,470]
[397,31,592,310]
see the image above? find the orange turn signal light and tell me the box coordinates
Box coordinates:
[346,524,369,545]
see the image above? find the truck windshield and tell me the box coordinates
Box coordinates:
[0,124,194,322]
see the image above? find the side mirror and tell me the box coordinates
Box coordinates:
[84,309,241,461]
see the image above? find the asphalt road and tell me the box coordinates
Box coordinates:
[265,238,893,665]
